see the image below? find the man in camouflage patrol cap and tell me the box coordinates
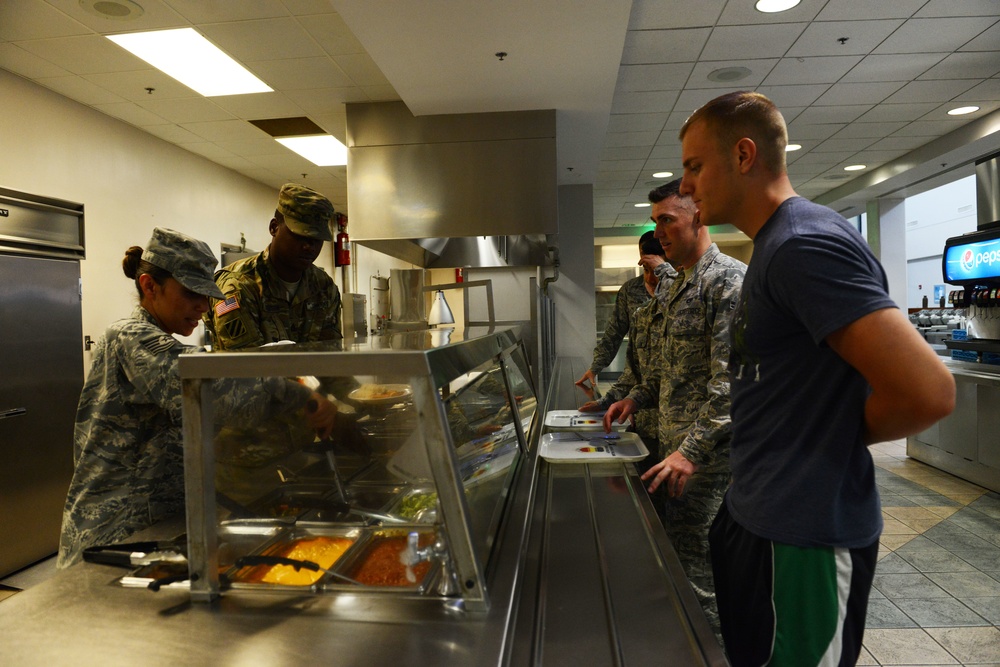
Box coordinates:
[204,183,342,349]
[604,179,746,640]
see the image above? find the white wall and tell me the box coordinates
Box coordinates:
[905,175,977,308]
[0,69,282,362]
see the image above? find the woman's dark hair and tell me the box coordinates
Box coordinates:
[122,246,171,299]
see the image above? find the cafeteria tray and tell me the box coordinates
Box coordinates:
[539,431,648,463]
[543,409,627,430]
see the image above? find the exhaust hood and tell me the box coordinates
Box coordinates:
[977,152,1000,229]
[346,102,557,267]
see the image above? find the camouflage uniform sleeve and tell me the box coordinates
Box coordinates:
[322,283,343,341]
[677,267,744,467]
[206,271,266,350]
[118,325,313,428]
[590,281,634,375]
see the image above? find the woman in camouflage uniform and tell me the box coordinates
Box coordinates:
[57,228,336,568]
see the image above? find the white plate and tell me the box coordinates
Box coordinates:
[540,431,648,463]
[348,384,412,405]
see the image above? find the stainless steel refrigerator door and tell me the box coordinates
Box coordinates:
[0,253,83,576]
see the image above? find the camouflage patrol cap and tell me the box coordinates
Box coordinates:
[141,227,225,299]
[277,183,334,242]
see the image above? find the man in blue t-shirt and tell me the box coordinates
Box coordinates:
[679,91,955,666]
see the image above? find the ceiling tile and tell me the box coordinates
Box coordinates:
[162,0,288,23]
[833,121,910,139]
[687,59,776,90]
[83,69,198,101]
[840,53,946,83]
[213,137,289,157]
[601,146,651,161]
[249,56,354,90]
[142,97,234,123]
[789,104,871,125]
[812,137,878,153]
[873,17,992,55]
[627,0,727,30]
[784,123,843,142]
[891,119,966,137]
[208,92,306,119]
[815,0,924,21]
[179,118,268,142]
[915,0,1000,18]
[332,53,391,87]
[44,0,188,33]
[16,34,146,74]
[956,79,1000,101]
[959,20,1000,51]
[0,43,70,78]
[284,86,370,113]
[755,84,828,108]
[702,24,807,60]
[604,131,661,148]
[0,0,88,41]
[611,90,680,114]
[142,123,205,143]
[856,103,940,122]
[92,101,169,126]
[813,81,906,106]
[301,12,369,57]
[788,20,904,58]
[616,62,693,92]
[607,113,669,133]
[599,159,648,173]
[763,55,864,86]
[178,141,239,161]
[883,79,980,104]
[919,52,1000,80]
[718,0,821,25]
[35,74,125,104]
[621,27,710,65]
[200,17,325,63]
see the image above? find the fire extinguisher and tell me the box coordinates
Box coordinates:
[334,212,350,266]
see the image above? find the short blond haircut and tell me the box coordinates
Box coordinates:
[680,91,788,175]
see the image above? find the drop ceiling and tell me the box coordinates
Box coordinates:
[1,0,999,237]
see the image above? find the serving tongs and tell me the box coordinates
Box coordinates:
[83,540,187,568]
[233,555,361,585]
[84,540,191,591]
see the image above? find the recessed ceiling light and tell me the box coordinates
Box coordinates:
[844,164,866,172]
[948,106,980,116]
[80,0,144,20]
[785,144,802,152]
[652,171,673,178]
[276,135,347,166]
[755,0,801,12]
[707,66,752,83]
[107,28,272,97]
[634,203,651,208]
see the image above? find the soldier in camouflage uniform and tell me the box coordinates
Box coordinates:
[579,231,676,483]
[204,183,342,350]
[58,228,337,568]
[605,180,746,639]
[575,233,660,387]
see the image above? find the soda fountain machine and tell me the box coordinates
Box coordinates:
[942,226,1000,363]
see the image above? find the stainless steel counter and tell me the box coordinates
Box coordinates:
[908,357,1000,493]
[0,355,726,666]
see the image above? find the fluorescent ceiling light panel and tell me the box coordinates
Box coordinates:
[276,135,348,166]
[107,28,272,96]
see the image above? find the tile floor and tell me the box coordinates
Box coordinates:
[861,439,1000,666]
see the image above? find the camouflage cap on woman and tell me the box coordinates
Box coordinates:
[141,227,225,299]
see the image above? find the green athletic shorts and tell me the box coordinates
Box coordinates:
[709,501,879,666]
